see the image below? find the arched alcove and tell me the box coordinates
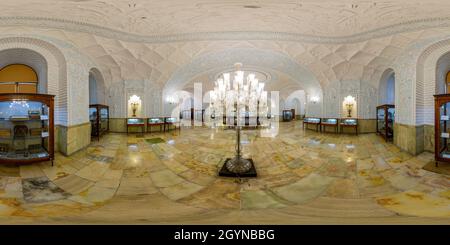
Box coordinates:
[285,90,306,118]
[436,52,450,95]
[88,67,106,105]
[0,48,48,94]
[378,68,395,105]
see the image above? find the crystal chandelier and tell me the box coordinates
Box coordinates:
[210,63,268,176]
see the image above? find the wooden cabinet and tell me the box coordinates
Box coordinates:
[340,118,358,135]
[376,104,395,141]
[127,118,145,134]
[434,94,450,166]
[164,117,180,132]
[147,117,164,134]
[0,93,54,165]
[89,104,109,140]
[320,118,338,133]
[303,117,321,131]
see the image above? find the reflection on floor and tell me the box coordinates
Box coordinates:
[0,122,449,224]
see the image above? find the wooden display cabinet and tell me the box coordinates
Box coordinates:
[147,117,164,134]
[89,104,109,141]
[164,117,181,132]
[303,117,321,131]
[126,118,145,134]
[320,118,339,133]
[434,94,450,166]
[282,109,295,122]
[0,93,54,165]
[340,118,358,135]
[376,104,395,141]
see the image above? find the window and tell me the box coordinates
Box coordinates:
[447,71,450,94]
[0,64,38,94]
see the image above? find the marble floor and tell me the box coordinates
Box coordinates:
[0,122,449,224]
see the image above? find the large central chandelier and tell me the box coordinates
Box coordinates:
[210,63,268,177]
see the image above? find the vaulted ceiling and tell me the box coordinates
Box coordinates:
[1,1,450,93]
[2,0,450,37]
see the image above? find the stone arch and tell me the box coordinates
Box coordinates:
[416,38,450,125]
[0,37,67,125]
[285,90,306,117]
[378,68,395,105]
[0,49,47,93]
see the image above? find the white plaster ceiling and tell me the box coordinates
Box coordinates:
[1,25,449,93]
[2,0,450,38]
[1,1,450,95]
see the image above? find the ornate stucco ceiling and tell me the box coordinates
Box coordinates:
[1,1,450,95]
[2,0,450,38]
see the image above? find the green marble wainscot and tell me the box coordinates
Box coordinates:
[393,123,424,155]
[109,118,127,133]
[57,122,91,156]
[339,119,376,134]
[423,125,434,153]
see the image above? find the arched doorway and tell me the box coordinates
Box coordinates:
[88,68,106,105]
[379,68,395,105]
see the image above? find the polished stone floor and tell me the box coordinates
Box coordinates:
[0,122,449,224]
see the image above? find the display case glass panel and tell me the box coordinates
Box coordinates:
[435,95,450,163]
[89,104,109,139]
[127,118,144,125]
[439,102,450,158]
[341,118,357,125]
[304,117,320,123]
[0,93,54,164]
[376,104,394,141]
[322,118,337,124]
[148,118,163,124]
[165,117,177,123]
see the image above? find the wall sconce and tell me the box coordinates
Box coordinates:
[167,96,177,105]
[129,95,141,117]
[310,96,319,104]
[343,95,356,117]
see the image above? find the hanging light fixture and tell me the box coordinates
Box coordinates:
[210,63,268,177]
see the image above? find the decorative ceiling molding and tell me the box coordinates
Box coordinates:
[2,16,450,44]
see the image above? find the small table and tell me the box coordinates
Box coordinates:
[164,117,181,133]
[340,118,358,135]
[303,117,321,132]
[147,118,164,134]
[126,118,145,134]
[320,118,338,133]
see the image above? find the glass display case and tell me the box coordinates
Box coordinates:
[303,117,321,131]
[164,117,180,132]
[376,104,395,141]
[126,118,145,134]
[320,118,339,133]
[282,109,294,121]
[0,93,54,165]
[89,104,109,140]
[340,118,358,135]
[147,117,164,134]
[434,94,450,166]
